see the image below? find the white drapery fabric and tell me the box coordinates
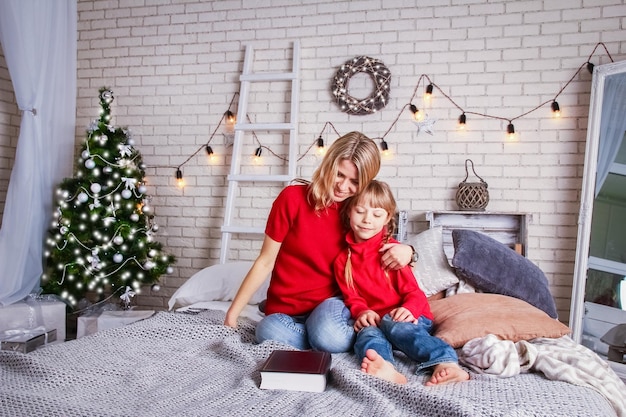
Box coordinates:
[596,72,626,196]
[0,0,77,305]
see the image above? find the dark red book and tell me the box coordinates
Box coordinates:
[259,350,332,392]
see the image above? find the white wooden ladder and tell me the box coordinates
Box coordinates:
[220,41,301,263]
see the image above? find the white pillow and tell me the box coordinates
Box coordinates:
[407,227,459,297]
[167,262,270,310]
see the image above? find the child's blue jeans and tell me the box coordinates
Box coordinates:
[354,314,459,372]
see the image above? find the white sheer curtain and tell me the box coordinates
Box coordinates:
[596,72,626,196]
[0,0,77,305]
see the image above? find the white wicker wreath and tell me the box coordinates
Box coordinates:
[331,56,391,115]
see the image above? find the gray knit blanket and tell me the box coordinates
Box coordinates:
[0,310,617,417]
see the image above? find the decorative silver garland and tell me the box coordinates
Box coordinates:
[331,56,391,115]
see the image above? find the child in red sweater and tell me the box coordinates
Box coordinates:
[334,180,469,385]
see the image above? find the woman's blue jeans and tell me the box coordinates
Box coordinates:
[255,297,356,352]
[354,314,459,372]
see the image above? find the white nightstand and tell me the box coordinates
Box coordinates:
[77,310,155,338]
[426,210,530,261]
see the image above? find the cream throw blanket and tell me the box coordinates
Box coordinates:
[461,334,626,417]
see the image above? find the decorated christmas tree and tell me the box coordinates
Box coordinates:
[41,88,175,308]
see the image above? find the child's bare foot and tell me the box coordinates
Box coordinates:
[425,362,470,386]
[361,349,407,384]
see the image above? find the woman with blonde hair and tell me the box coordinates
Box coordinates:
[225,132,415,352]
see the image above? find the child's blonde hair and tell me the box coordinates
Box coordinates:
[342,180,398,290]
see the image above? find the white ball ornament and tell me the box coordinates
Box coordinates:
[84,159,96,169]
[151,284,160,292]
[90,183,102,193]
[148,249,157,257]
[138,185,147,194]
[166,266,174,274]
[130,213,139,222]
[152,224,159,232]
[77,192,88,203]
[113,253,123,263]
[142,205,151,214]
[121,189,132,199]
[113,235,124,245]
[103,166,112,173]
[81,150,90,159]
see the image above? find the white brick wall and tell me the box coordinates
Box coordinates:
[0,0,624,319]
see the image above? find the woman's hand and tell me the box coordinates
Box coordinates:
[354,310,380,331]
[224,310,238,328]
[379,242,413,270]
[223,235,280,329]
[389,307,417,323]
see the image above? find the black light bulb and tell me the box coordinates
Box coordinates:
[507,122,515,140]
[409,104,422,121]
[425,83,434,99]
[175,169,184,188]
[551,101,561,117]
[458,113,467,129]
[225,110,236,124]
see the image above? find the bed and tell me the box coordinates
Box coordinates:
[1,228,625,417]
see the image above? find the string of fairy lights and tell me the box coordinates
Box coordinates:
[171,42,614,187]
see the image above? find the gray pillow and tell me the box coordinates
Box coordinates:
[451,229,558,318]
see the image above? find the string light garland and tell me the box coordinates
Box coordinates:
[173,93,239,185]
[167,42,614,185]
[376,42,614,144]
[331,56,391,115]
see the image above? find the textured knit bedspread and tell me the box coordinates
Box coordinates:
[0,310,617,417]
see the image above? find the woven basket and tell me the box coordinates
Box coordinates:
[455,159,489,211]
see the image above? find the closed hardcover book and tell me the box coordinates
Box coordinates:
[259,350,332,393]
